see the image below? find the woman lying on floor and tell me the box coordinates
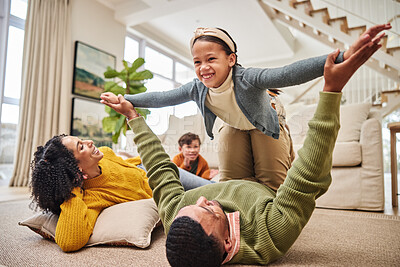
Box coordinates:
[29,134,212,252]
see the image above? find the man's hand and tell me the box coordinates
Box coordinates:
[323,36,381,93]
[343,23,391,61]
[100,94,140,121]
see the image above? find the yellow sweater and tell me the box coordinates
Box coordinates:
[55,147,152,252]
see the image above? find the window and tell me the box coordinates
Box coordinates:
[0,0,27,183]
[4,25,24,101]
[124,34,197,136]
[145,46,173,79]
[124,36,139,63]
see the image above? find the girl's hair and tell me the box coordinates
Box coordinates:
[30,134,83,215]
[192,28,240,66]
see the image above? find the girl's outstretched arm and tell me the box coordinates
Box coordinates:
[113,82,196,109]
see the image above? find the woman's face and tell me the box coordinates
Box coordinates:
[62,136,103,172]
[192,40,236,88]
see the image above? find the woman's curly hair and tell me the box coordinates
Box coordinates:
[30,134,84,215]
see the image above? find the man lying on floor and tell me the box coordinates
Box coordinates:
[101,31,384,266]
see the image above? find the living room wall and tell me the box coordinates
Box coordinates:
[58,0,126,134]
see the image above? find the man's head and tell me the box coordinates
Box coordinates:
[166,196,232,267]
[178,132,201,162]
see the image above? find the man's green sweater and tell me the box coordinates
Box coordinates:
[128,91,341,265]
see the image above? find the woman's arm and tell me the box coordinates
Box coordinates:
[55,187,101,252]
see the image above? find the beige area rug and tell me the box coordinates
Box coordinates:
[1,199,399,267]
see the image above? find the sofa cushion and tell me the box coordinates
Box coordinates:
[293,141,361,167]
[332,142,362,167]
[337,103,371,142]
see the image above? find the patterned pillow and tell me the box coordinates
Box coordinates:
[19,198,160,248]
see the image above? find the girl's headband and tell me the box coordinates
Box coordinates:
[190,27,236,53]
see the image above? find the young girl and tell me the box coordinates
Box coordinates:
[101,24,389,191]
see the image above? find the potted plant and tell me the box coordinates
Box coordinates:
[102,58,153,144]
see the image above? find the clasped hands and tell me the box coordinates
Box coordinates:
[100,93,139,121]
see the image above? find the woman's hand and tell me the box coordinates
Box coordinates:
[100,93,140,121]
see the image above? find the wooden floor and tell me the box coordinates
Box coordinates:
[0,173,398,216]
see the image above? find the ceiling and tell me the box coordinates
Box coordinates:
[96,0,295,66]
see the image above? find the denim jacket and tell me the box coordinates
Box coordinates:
[125,53,343,139]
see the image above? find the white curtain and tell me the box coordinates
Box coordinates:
[10,0,71,186]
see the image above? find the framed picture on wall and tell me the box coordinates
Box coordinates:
[71,97,112,148]
[72,41,116,99]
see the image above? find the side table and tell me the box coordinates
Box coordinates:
[388,122,400,207]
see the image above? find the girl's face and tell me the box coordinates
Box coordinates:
[62,136,103,173]
[192,40,236,88]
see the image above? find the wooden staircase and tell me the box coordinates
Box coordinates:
[258,0,400,110]
[258,0,400,82]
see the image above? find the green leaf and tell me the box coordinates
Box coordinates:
[129,86,147,95]
[129,81,144,88]
[137,108,151,119]
[104,81,118,91]
[104,105,112,115]
[108,107,119,117]
[122,122,127,136]
[112,131,120,144]
[104,106,120,117]
[114,114,126,133]
[104,67,119,78]
[102,116,118,133]
[118,72,128,82]
[130,70,153,81]
[109,86,126,96]
[123,60,129,70]
[130,58,145,73]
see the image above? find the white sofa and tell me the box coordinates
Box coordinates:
[125,101,384,211]
[286,102,384,211]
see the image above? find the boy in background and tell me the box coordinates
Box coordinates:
[172,132,218,180]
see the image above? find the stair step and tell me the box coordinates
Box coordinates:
[328,16,349,34]
[381,89,400,94]
[380,35,388,50]
[348,25,366,39]
[387,47,400,58]
[291,0,313,15]
[309,8,330,24]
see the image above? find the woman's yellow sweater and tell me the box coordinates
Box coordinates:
[55,147,152,252]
